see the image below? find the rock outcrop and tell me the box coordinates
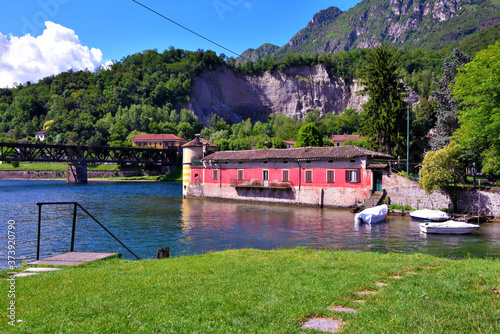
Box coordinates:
[182,64,356,124]
[181,64,420,124]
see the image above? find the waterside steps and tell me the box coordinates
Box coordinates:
[362,190,387,209]
[25,202,140,271]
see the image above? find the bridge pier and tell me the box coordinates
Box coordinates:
[67,162,87,184]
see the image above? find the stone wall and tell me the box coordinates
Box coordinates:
[187,183,369,208]
[383,173,450,210]
[384,173,500,217]
[188,174,500,217]
[457,188,500,217]
[0,170,142,180]
[0,170,66,180]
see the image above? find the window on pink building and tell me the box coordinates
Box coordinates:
[282,170,289,182]
[305,170,313,183]
[237,169,244,180]
[327,170,335,183]
[345,170,360,183]
[212,169,218,181]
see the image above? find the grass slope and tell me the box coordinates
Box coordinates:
[1,249,499,333]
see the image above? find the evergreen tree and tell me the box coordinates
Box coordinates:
[431,49,471,149]
[359,44,407,156]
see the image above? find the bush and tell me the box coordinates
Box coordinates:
[10,161,19,168]
[389,204,413,211]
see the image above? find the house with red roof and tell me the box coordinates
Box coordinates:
[182,136,394,208]
[132,134,188,151]
[331,134,364,147]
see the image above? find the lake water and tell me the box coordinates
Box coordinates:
[1,180,500,268]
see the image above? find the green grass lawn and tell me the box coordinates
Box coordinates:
[1,249,499,333]
[159,168,183,181]
[0,163,68,170]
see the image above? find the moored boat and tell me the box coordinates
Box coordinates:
[410,209,451,222]
[419,220,480,234]
[355,204,388,224]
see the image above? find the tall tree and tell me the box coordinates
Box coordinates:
[431,49,471,149]
[294,123,323,148]
[452,42,500,178]
[359,44,407,156]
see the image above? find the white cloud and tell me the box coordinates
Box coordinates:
[0,21,103,88]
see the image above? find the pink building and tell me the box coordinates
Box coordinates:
[183,140,394,208]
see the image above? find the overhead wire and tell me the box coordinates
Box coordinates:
[131,0,246,60]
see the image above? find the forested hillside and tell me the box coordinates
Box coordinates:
[0,49,223,146]
[0,45,449,147]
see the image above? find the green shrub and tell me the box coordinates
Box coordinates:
[397,171,411,179]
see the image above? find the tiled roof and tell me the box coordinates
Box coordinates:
[367,164,389,169]
[132,134,187,142]
[331,134,364,141]
[182,136,217,148]
[202,145,393,162]
[283,140,295,145]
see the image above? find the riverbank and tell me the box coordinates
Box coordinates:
[0,165,183,182]
[1,248,498,333]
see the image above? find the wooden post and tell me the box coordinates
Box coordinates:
[319,188,324,208]
[157,247,170,259]
[478,195,481,224]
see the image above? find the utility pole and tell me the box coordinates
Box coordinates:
[407,104,410,175]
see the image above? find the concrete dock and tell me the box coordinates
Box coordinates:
[29,252,120,266]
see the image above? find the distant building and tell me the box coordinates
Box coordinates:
[35,131,49,141]
[283,140,295,149]
[131,134,188,151]
[331,134,364,147]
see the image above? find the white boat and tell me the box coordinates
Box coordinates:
[355,204,388,224]
[410,209,451,222]
[419,220,480,234]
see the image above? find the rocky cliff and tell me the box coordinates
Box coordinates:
[181,64,420,124]
[181,64,358,124]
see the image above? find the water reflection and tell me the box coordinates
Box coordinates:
[1,180,500,268]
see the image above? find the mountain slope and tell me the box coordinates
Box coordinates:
[241,0,500,60]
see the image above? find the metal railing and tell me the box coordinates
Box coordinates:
[36,202,140,260]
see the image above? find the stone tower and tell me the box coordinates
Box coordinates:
[181,134,216,198]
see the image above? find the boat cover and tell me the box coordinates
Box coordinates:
[410,209,451,222]
[354,204,388,224]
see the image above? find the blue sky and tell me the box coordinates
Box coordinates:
[0,0,362,87]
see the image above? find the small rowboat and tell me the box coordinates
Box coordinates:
[410,209,451,222]
[355,204,388,224]
[419,220,480,234]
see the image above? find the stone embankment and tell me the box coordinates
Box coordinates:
[0,170,144,180]
[384,173,500,218]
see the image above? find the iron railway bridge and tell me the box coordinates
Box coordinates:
[0,142,178,183]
